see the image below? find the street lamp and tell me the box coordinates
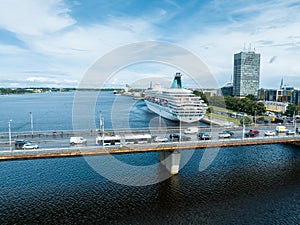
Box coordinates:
[99,111,102,132]
[99,111,104,147]
[242,114,245,140]
[30,112,34,136]
[8,119,12,152]
[254,110,257,127]
[293,113,297,135]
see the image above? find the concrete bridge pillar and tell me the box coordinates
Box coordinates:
[158,150,181,175]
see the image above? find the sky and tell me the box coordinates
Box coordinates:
[0,0,300,89]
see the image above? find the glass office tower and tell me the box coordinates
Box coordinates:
[233,51,260,96]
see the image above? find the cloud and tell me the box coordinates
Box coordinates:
[0,0,300,89]
[25,76,77,85]
[179,0,300,88]
[0,44,27,55]
[25,18,155,59]
[0,0,75,36]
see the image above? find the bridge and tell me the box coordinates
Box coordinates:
[1,132,299,175]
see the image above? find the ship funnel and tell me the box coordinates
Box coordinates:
[171,72,183,89]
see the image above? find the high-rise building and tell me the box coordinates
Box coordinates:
[233,51,260,96]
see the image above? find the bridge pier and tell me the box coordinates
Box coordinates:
[158,150,181,175]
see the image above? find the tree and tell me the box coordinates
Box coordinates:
[193,90,208,104]
[240,116,252,126]
[285,103,298,116]
[245,94,256,101]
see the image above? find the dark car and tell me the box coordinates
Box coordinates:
[249,129,259,135]
[169,133,191,142]
[223,130,234,136]
[198,132,212,140]
[245,131,258,137]
[15,139,29,149]
[169,133,180,141]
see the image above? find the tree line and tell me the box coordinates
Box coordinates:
[193,91,266,116]
[194,90,300,117]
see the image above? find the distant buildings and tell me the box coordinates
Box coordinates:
[233,51,261,97]
[219,49,299,114]
[258,78,300,113]
[221,82,233,96]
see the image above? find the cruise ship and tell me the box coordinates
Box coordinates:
[144,73,207,123]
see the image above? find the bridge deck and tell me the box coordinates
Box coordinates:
[1,136,299,161]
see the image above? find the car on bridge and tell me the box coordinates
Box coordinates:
[245,131,258,138]
[218,132,231,138]
[286,130,296,135]
[154,136,168,142]
[249,129,260,135]
[169,133,191,142]
[223,130,234,136]
[15,139,29,149]
[184,127,198,134]
[22,142,39,149]
[264,130,276,136]
[70,137,87,145]
[198,132,212,140]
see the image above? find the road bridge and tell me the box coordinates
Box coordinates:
[1,135,299,174]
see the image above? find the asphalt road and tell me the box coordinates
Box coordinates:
[0,124,298,151]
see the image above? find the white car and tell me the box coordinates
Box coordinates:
[184,127,198,134]
[218,132,231,138]
[286,130,296,135]
[22,143,39,149]
[154,136,168,142]
[264,130,276,136]
[70,136,87,145]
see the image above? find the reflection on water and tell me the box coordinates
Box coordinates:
[0,144,299,224]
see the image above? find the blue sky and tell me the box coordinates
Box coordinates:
[0,0,300,88]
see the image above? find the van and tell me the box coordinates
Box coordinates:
[275,126,287,133]
[70,137,87,145]
[184,127,198,134]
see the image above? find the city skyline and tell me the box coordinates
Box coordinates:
[0,0,300,88]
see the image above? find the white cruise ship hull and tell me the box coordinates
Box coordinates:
[145,100,179,121]
[145,100,203,123]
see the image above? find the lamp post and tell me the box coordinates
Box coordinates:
[102,116,105,147]
[293,113,297,135]
[242,114,245,140]
[99,111,104,147]
[8,119,12,153]
[210,108,213,132]
[30,112,34,136]
[179,117,182,143]
[99,111,102,132]
[254,110,256,127]
[159,108,161,129]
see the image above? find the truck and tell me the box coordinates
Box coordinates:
[275,126,287,133]
[70,136,87,145]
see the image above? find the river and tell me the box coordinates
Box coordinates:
[0,92,299,224]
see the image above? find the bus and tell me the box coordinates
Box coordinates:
[124,134,152,144]
[96,135,121,146]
